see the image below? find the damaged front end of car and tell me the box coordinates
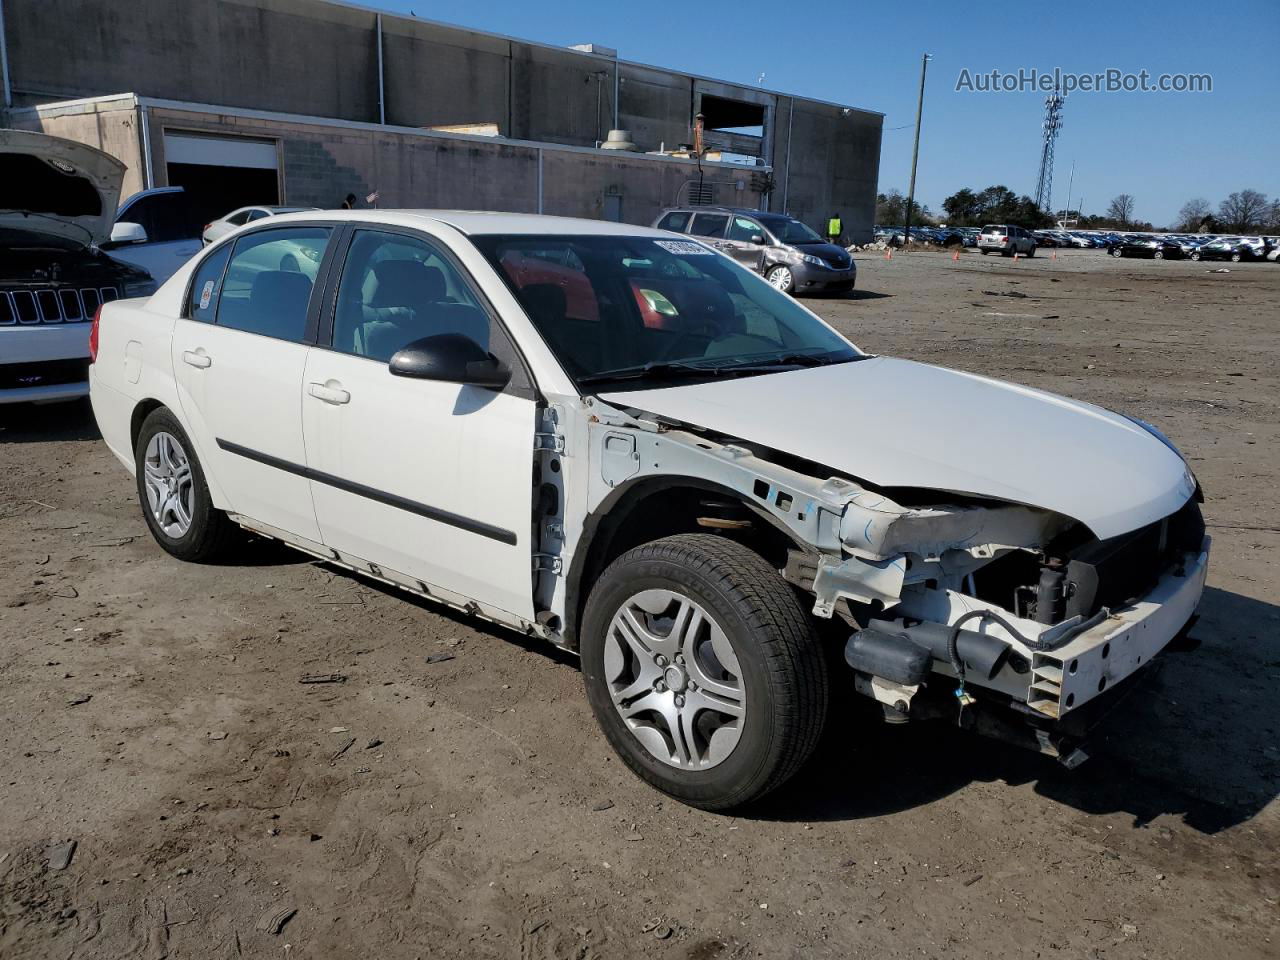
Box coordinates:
[580,398,1210,765]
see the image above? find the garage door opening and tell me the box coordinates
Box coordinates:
[163,133,280,228]
[700,95,766,138]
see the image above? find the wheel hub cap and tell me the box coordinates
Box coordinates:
[603,589,746,770]
[143,431,195,539]
[663,664,689,693]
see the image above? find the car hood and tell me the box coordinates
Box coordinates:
[600,357,1195,540]
[790,241,852,261]
[0,129,126,247]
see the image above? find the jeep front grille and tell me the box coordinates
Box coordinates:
[0,286,119,325]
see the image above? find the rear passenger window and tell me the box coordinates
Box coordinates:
[216,227,330,342]
[690,213,729,238]
[332,230,492,363]
[186,245,231,322]
[657,211,691,232]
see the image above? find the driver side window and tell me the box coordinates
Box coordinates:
[331,230,491,364]
[728,217,763,243]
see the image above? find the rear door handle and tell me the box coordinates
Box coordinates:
[308,381,351,405]
[182,350,212,369]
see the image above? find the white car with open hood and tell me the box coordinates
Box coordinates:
[88,210,1209,810]
[1,130,157,403]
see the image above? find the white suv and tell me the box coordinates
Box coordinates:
[89,211,1208,810]
[977,224,1037,257]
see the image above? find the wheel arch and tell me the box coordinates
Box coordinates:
[130,397,167,454]
[129,398,232,511]
[562,475,807,648]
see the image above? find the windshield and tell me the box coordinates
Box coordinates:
[473,234,861,390]
[756,215,824,245]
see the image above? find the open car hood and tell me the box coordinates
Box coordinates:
[600,356,1196,540]
[0,129,126,247]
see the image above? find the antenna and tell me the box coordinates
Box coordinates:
[1033,85,1065,213]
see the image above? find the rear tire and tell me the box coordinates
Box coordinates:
[1230,252,1242,262]
[581,534,828,811]
[1191,250,1202,261]
[134,407,240,563]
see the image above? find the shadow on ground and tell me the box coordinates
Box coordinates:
[759,585,1279,835]
[0,398,100,444]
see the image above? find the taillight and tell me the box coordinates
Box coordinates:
[89,305,101,364]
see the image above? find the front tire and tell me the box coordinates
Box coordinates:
[135,407,240,562]
[581,534,828,811]
[766,265,795,294]
[1154,250,1164,259]
[1230,251,1242,262]
[1111,247,1124,258]
[1191,250,1202,261]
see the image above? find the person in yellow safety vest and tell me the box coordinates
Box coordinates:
[827,212,842,245]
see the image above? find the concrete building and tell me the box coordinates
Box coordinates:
[0,0,882,240]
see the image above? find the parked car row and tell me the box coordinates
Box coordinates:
[1033,228,1279,262]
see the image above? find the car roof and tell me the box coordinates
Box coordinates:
[662,206,784,218]
[261,209,674,237]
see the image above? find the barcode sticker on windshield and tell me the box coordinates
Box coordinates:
[655,240,714,256]
[199,281,215,310]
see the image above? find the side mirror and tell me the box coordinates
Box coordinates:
[107,221,148,246]
[749,234,765,245]
[389,333,511,390]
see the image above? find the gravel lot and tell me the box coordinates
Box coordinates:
[2,248,1277,959]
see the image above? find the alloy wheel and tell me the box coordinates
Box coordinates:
[143,431,195,538]
[602,589,746,769]
[768,266,793,291]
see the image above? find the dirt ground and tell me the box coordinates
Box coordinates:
[2,248,1277,960]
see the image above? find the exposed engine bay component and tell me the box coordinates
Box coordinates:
[856,616,1016,682]
[844,627,932,686]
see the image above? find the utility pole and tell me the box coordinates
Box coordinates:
[904,53,931,244]
[1062,159,1075,228]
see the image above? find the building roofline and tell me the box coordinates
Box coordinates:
[9,92,777,170]
[288,0,885,120]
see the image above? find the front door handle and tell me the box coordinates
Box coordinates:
[182,350,212,369]
[308,381,351,405]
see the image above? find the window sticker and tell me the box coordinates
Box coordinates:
[654,239,714,256]
[199,280,215,310]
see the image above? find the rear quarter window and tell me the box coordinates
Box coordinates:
[186,245,232,322]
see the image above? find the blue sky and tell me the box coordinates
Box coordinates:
[374,0,1277,227]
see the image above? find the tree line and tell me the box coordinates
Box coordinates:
[877,185,1279,233]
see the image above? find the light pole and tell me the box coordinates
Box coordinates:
[904,53,931,244]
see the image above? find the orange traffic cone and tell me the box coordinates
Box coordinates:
[1051,250,1058,260]
[1012,252,1019,261]
[885,248,892,260]
[952,249,960,261]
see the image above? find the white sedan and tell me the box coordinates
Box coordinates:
[201,205,318,245]
[88,210,1208,810]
